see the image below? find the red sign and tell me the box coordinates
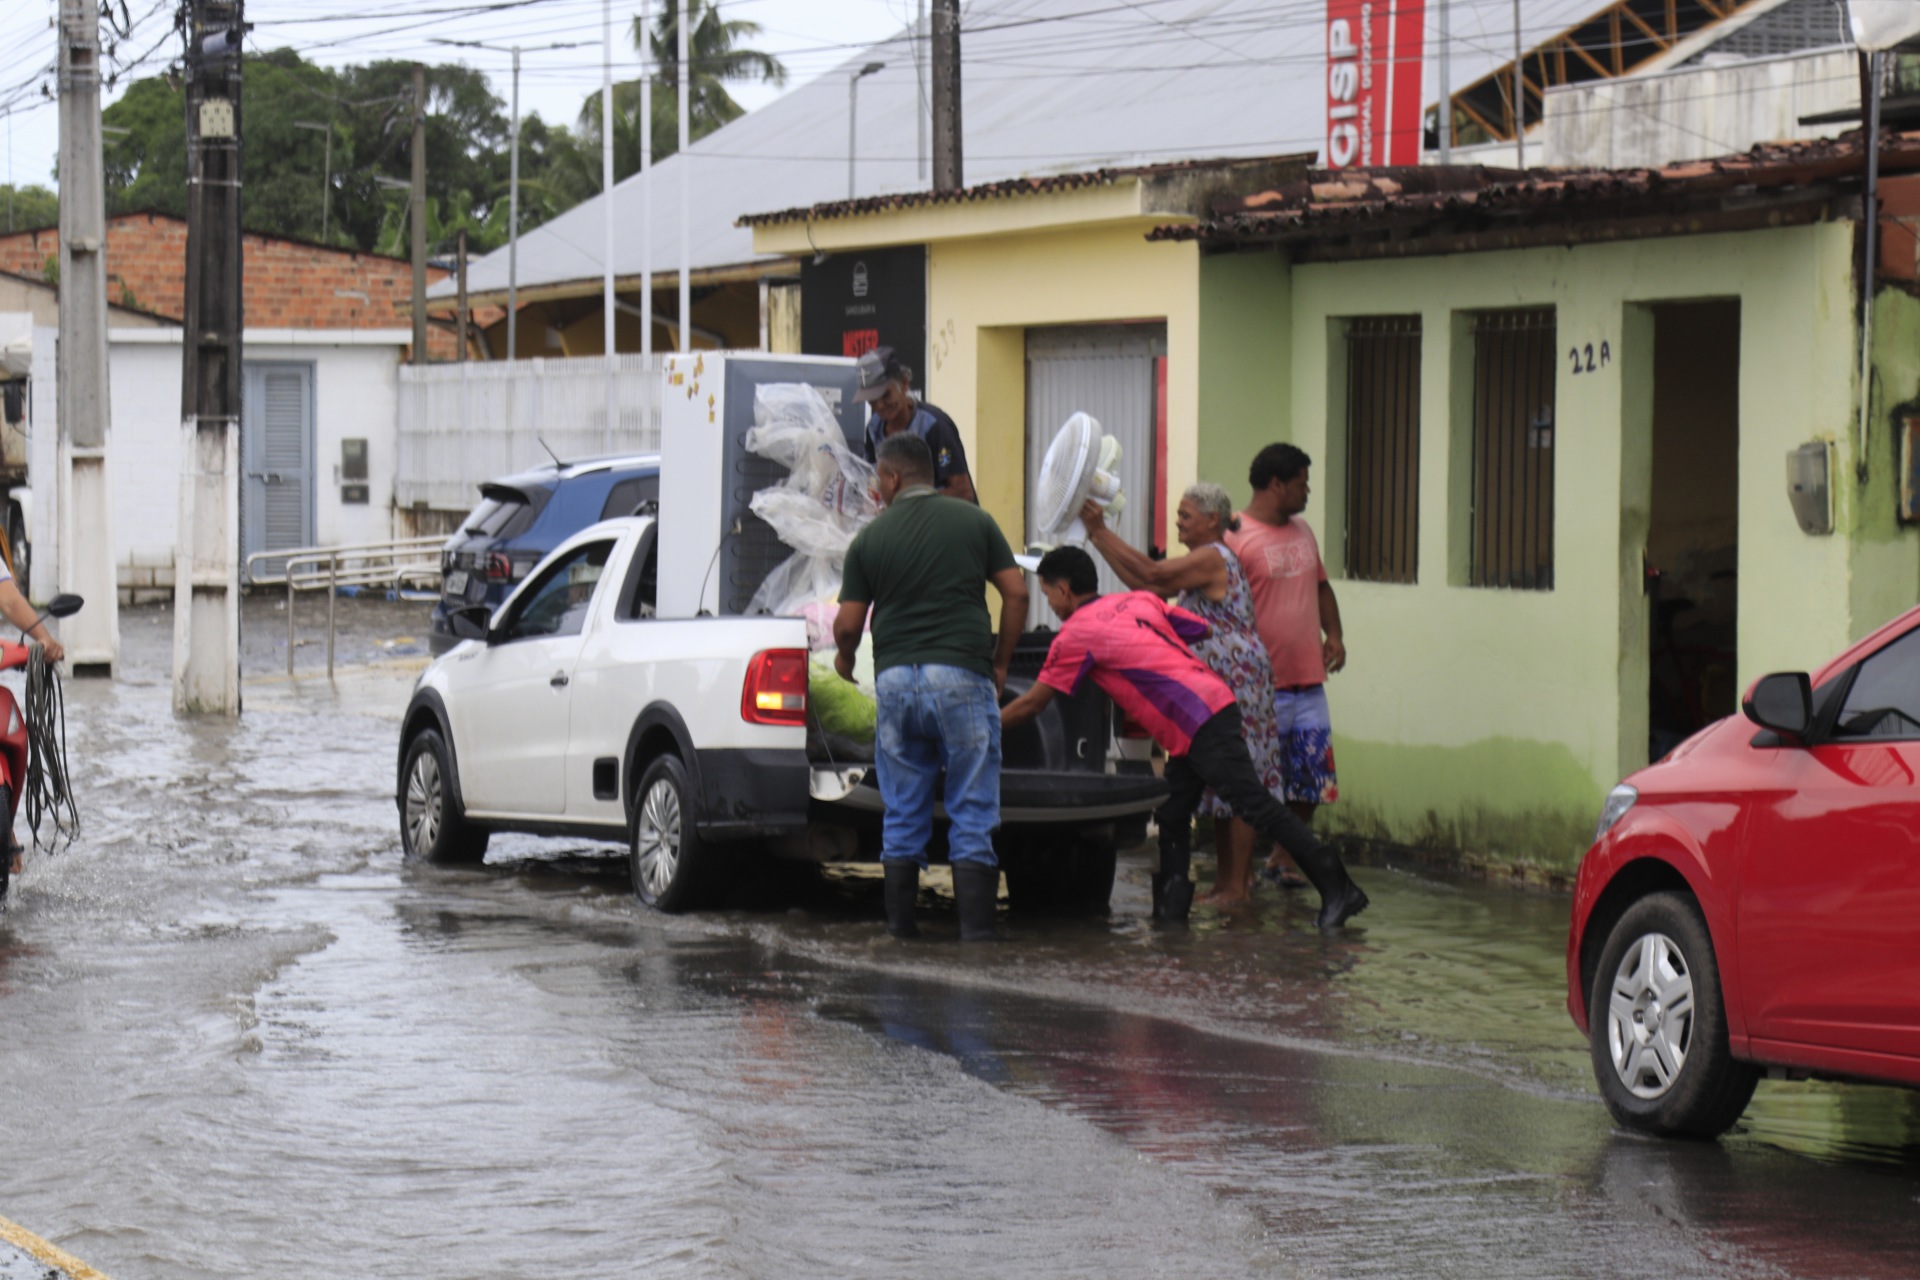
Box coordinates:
[842,329,879,358]
[1326,0,1426,169]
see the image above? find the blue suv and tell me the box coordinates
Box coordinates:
[428,454,661,655]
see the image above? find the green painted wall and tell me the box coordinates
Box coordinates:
[1196,250,1291,495]
[1192,222,1881,868]
[1850,285,1920,637]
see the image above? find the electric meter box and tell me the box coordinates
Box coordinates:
[658,352,863,618]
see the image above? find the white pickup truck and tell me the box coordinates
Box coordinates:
[395,513,1167,913]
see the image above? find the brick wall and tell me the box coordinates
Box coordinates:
[0,212,477,360]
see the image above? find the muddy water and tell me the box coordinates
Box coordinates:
[0,599,1912,1278]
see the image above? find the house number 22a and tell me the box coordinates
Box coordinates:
[1568,341,1611,375]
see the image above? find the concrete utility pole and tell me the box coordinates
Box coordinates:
[411,62,427,362]
[508,45,520,361]
[931,0,962,191]
[916,0,927,183]
[175,0,245,712]
[456,228,469,362]
[57,0,119,676]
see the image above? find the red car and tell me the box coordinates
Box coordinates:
[1568,604,1920,1137]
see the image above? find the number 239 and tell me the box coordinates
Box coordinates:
[1568,341,1611,375]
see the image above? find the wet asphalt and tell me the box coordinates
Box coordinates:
[0,594,1910,1278]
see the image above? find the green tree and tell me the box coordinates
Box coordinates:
[577,0,786,181]
[0,185,60,233]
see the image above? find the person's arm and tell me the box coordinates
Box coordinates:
[988,566,1027,694]
[929,415,978,504]
[1000,680,1057,728]
[1080,501,1225,600]
[1318,579,1345,674]
[832,600,869,683]
[0,580,61,663]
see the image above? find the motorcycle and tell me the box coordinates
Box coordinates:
[0,591,82,902]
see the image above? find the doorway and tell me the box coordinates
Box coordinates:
[1646,300,1739,759]
[1024,323,1166,600]
[242,361,316,580]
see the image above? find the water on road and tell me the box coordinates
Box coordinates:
[0,598,1912,1278]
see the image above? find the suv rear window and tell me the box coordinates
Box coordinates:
[461,488,538,541]
[599,474,660,521]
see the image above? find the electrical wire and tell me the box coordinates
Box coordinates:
[22,644,77,854]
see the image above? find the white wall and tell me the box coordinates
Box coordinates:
[1543,49,1856,169]
[106,330,404,598]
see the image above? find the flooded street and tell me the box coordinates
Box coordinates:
[0,596,1914,1277]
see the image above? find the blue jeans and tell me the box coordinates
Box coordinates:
[874,663,1001,868]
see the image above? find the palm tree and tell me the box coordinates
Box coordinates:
[645,0,785,140]
[578,2,785,176]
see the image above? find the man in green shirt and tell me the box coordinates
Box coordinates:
[833,433,1028,941]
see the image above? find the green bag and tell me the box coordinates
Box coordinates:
[809,660,877,742]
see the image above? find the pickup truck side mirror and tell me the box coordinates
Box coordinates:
[450,604,493,642]
[1743,671,1812,741]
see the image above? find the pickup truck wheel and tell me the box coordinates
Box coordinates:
[1589,891,1757,1139]
[1002,831,1117,916]
[630,754,710,912]
[400,728,489,865]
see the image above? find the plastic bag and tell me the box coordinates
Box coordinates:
[744,383,881,646]
[808,659,877,742]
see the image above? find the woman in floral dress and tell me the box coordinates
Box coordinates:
[1080,483,1282,904]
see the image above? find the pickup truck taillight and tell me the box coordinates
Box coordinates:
[742,648,808,726]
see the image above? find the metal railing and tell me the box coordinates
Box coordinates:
[245,534,446,678]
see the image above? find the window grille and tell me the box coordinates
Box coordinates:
[1470,308,1556,590]
[1344,316,1421,584]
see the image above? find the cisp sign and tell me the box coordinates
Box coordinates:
[1326,0,1426,169]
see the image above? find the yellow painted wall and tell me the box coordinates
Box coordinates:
[924,221,1201,554]
[1265,222,1868,867]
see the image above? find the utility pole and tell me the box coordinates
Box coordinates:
[175,0,245,712]
[916,0,927,183]
[1437,0,1450,164]
[56,0,119,677]
[1512,0,1525,169]
[640,0,651,359]
[602,0,616,448]
[293,121,330,241]
[931,0,962,191]
[677,0,689,351]
[456,229,469,362]
[410,62,427,363]
[848,62,884,199]
[508,45,519,361]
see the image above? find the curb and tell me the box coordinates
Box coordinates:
[0,1214,111,1280]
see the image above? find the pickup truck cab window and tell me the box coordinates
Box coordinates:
[614,525,660,622]
[504,540,614,642]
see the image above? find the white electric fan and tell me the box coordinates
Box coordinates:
[1031,412,1126,550]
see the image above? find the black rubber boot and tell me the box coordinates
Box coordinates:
[1153,872,1194,924]
[952,864,1000,942]
[1291,841,1369,930]
[1152,829,1194,924]
[883,861,921,939]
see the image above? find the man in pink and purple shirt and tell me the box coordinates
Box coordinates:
[1000,546,1367,928]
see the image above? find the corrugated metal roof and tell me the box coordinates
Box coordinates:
[437,0,1610,299]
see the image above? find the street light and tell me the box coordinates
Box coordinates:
[293,121,332,242]
[429,38,583,363]
[849,61,885,200]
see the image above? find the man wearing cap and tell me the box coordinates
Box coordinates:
[855,346,977,503]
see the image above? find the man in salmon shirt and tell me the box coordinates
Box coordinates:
[1226,443,1344,889]
[1000,546,1367,929]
